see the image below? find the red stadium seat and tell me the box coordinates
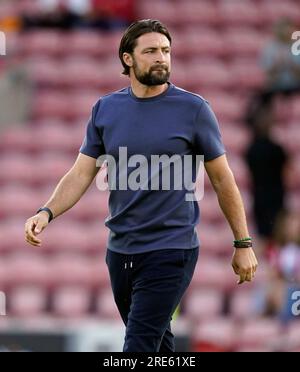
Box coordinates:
[9,285,47,317]
[230,59,266,90]
[61,58,104,89]
[286,155,300,191]
[71,191,110,221]
[48,254,108,289]
[4,253,50,288]
[185,60,231,90]
[188,29,225,58]
[42,220,108,257]
[191,257,234,291]
[197,223,232,255]
[192,317,236,352]
[0,126,36,153]
[95,61,128,90]
[41,223,91,253]
[0,218,31,253]
[197,192,223,223]
[32,91,73,120]
[172,29,225,59]
[272,95,294,123]
[137,0,179,26]
[17,0,46,15]
[33,153,74,186]
[20,31,63,57]
[69,91,102,118]
[238,318,282,349]
[96,288,120,319]
[224,28,267,58]
[0,260,8,292]
[291,95,300,121]
[52,286,91,317]
[218,0,263,27]
[260,0,300,24]
[101,31,125,56]
[33,124,79,153]
[285,322,300,352]
[63,32,107,58]
[286,192,300,214]
[229,288,262,320]
[184,289,224,320]
[177,0,219,25]
[0,154,35,185]
[0,0,19,18]
[273,122,300,156]
[0,186,41,219]
[205,92,246,122]
[28,57,62,88]
[221,123,251,155]
[226,154,251,189]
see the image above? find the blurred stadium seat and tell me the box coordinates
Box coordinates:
[177,0,220,25]
[218,0,263,27]
[260,0,300,24]
[4,253,50,288]
[96,288,121,319]
[191,257,234,290]
[229,288,263,320]
[184,288,224,320]
[9,285,47,317]
[52,286,91,317]
[224,28,267,58]
[238,318,282,350]
[191,317,236,352]
[20,31,63,57]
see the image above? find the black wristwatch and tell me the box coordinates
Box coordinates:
[36,207,54,223]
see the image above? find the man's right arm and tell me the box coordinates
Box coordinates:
[25,153,100,247]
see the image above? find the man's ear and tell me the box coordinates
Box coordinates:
[123,52,133,68]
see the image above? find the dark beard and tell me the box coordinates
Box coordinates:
[133,62,170,86]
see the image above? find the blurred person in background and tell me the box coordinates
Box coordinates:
[0,0,22,33]
[0,51,32,127]
[245,18,300,128]
[261,210,300,322]
[21,0,135,30]
[261,18,300,103]
[91,0,135,30]
[22,0,83,30]
[245,103,288,255]
[24,19,258,352]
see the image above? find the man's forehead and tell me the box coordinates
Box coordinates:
[135,32,170,49]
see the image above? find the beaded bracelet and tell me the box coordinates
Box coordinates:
[233,237,252,244]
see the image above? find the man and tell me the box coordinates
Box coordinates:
[25,19,258,352]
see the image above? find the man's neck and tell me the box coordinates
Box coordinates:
[130,80,168,98]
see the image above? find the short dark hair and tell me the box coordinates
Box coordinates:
[119,19,172,76]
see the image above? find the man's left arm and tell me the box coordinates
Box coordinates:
[204,154,258,284]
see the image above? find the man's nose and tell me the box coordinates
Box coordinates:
[155,50,166,63]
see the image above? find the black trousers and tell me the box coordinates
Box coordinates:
[105,247,199,352]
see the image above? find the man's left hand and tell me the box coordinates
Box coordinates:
[232,248,258,285]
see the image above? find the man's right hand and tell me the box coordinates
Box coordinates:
[24,212,49,247]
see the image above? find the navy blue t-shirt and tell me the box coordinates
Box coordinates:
[80,83,225,254]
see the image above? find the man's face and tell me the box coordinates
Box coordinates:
[129,32,171,86]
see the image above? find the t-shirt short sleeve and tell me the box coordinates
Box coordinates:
[194,99,226,162]
[79,101,105,159]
